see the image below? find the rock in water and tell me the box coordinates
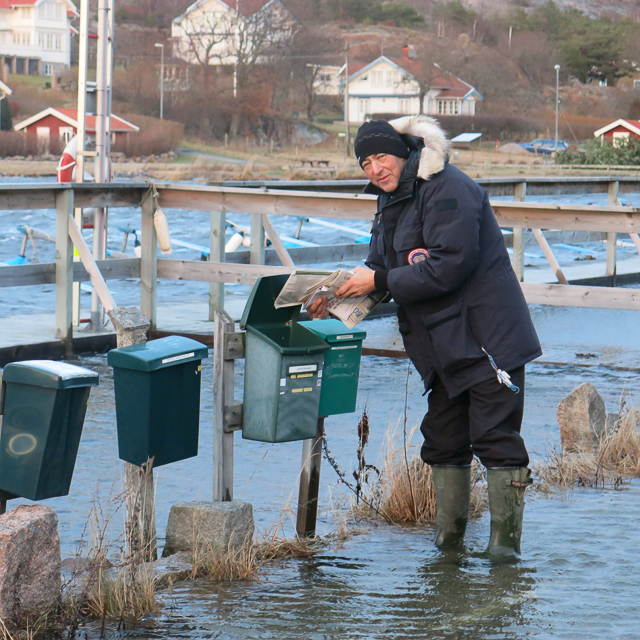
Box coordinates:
[163,501,254,558]
[557,383,606,453]
[0,505,61,624]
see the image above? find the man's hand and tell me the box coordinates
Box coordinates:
[307,296,330,319]
[336,267,376,298]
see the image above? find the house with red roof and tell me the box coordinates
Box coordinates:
[316,46,482,123]
[593,119,640,145]
[171,0,295,68]
[14,107,139,152]
[0,0,78,76]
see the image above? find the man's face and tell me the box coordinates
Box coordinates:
[361,153,407,192]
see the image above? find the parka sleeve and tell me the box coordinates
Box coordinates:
[386,178,483,305]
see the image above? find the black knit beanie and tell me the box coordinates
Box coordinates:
[354,120,410,167]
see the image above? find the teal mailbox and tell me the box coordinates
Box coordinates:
[108,336,208,467]
[241,274,329,443]
[0,360,99,501]
[299,319,366,417]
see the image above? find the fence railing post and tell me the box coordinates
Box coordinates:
[140,189,157,330]
[511,181,527,282]
[55,188,74,356]
[250,212,265,265]
[213,310,238,502]
[209,210,226,320]
[607,181,619,284]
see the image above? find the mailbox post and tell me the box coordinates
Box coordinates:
[0,360,99,503]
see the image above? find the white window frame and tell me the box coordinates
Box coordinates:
[371,71,383,87]
[613,131,630,147]
[358,98,370,120]
[59,126,74,144]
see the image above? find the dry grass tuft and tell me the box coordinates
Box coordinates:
[0,615,45,640]
[256,535,327,562]
[535,406,640,491]
[191,535,258,582]
[58,486,162,634]
[83,562,161,619]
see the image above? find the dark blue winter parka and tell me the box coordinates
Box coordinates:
[365,116,542,398]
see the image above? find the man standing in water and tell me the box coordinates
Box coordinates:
[308,116,541,559]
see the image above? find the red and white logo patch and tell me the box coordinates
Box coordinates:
[408,248,430,264]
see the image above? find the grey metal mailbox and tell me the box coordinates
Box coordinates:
[241,274,329,443]
[0,360,99,501]
[108,336,209,468]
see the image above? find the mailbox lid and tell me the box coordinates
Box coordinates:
[2,360,99,389]
[299,319,366,343]
[107,336,208,372]
[241,274,298,329]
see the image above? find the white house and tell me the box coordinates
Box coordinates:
[317,50,482,123]
[171,0,294,68]
[0,0,77,76]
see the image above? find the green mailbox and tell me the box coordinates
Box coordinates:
[241,274,329,443]
[108,336,208,467]
[299,319,366,417]
[0,360,99,501]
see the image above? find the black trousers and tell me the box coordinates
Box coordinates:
[420,367,529,468]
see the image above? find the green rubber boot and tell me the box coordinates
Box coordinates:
[432,465,471,548]
[486,467,533,560]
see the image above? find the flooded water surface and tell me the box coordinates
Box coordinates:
[2,179,640,638]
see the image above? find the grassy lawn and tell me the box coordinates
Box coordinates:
[7,73,50,89]
[180,139,254,160]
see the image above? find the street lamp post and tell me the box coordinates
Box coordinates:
[155,43,165,120]
[554,64,561,151]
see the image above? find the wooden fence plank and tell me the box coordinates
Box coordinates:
[156,185,377,219]
[261,213,295,267]
[157,259,293,284]
[0,258,140,288]
[492,202,640,233]
[531,229,568,285]
[67,215,116,312]
[521,283,640,310]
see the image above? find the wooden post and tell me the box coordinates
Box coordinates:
[296,418,324,538]
[55,189,74,355]
[607,181,619,284]
[107,306,156,563]
[511,181,526,282]
[209,210,226,321]
[140,189,158,330]
[213,310,237,502]
[250,212,265,265]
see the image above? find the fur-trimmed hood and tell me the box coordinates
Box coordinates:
[389,115,451,181]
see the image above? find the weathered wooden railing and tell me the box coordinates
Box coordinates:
[1,181,640,354]
[1,179,639,538]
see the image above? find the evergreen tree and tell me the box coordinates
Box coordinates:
[0,97,12,131]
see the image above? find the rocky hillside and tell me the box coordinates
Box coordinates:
[463,0,640,20]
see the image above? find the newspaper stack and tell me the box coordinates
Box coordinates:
[274,269,385,329]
